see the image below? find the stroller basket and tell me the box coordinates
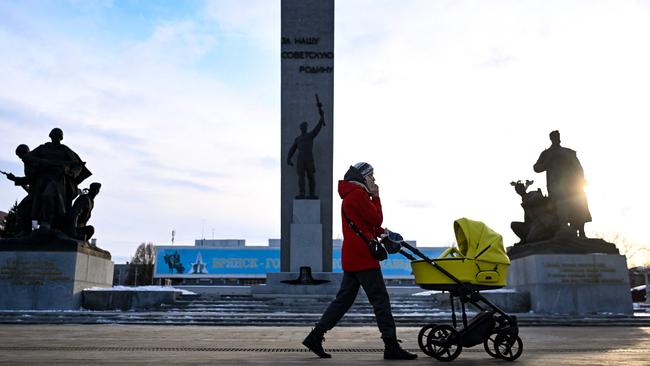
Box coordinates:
[412,258,509,290]
[411,217,510,289]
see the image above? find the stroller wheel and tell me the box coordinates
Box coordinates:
[417,324,437,357]
[483,331,499,358]
[494,333,523,361]
[426,325,462,362]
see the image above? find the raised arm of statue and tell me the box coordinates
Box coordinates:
[287,140,297,166]
[308,117,325,139]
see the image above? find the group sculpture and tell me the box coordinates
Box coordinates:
[1,128,101,243]
[511,130,592,245]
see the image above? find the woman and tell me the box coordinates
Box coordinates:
[302,162,417,360]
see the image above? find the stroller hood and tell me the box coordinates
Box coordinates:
[453,218,510,265]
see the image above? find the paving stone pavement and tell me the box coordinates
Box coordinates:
[0,325,649,365]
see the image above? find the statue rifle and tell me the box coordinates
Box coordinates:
[315,93,325,126]
[0,171,28,192]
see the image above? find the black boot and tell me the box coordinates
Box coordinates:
[383,337,417,360]
[302,327,331,358]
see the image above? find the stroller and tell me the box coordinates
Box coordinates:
[383,218,522,362]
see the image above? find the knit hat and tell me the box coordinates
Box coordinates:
[352,162,373,177]
[343,162,373,188]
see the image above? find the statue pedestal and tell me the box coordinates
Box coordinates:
[252,271,343,297]
[0,241,113,310]
[290,199,323,272]
[507,237,619,260]
[252,199,339,296]
[507,253,632,315]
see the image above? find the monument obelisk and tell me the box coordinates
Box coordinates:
[280,0,334,273]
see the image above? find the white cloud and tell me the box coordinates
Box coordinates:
[0,3,279,256]
[203,0,279,48]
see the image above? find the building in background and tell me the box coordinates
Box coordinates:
[152,238,435,286]
[113,264,129,286]
[195,239,245,247]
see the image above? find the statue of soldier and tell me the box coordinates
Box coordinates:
[67,182,101,241]
[29,128,92,231]
[2,144,37,236]
[287,96,326,199]
[533,130,591,237]
[510,180,558,244]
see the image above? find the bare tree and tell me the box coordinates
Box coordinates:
[127,242,156,285]
[596,232,649,267]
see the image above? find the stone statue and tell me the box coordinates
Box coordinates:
[1,128,94,242]
[510,180,557,245]
[533,130,591,237]
[0,129,110,260]
[286,94,326,199]
[1,144,36,236]
[28,128,92,231]
[67,182,101,241]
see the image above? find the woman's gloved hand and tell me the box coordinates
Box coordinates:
[381,229,404,254]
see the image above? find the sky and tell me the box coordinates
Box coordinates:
[0,0,649,265]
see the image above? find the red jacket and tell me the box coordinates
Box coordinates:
[339,180,384,272]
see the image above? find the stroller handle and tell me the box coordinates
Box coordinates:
[398,241,432,262]
[398,248,417,261]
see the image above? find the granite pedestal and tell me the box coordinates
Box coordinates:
[0,242,113,310]
[290,199,323,272]
[507,254,632,315]
[251,271,343,297]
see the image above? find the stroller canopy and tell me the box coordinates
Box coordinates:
[453,218,510,265]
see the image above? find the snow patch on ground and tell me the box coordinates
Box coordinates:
[412,287,517,296]
[412,290,441,296]
[482,288,518,293]
[84,286,196,296]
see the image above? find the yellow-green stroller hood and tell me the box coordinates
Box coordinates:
[411,218,510,289]
[454,218,510,265]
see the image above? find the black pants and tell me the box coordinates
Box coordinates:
[316,268,396,339]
